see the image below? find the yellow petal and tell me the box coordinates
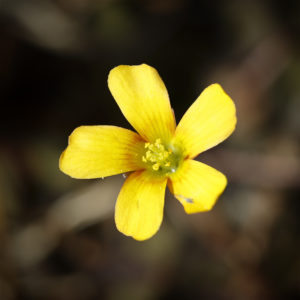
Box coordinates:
[59,125,144,179]
[115,170,167,241]
[108,64,176,143]
[168,159,227,214]
[174,84,237,158]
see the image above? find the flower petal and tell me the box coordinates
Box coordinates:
[108,64,176,143]
[115,170,167,241]
[59,125,144,179]
[168,159,227,214]
[174,84,237,158]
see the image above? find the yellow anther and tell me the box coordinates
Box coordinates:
[163,151,169,158]
[142,139,176,172]
[152,163,160,171]
[149,144,155,151]
[146,151,152,159]
[155,138,162,146]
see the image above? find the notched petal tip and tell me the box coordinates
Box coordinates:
[59,125,144,179]
[169,159,228,214]
[209,83,237,124]
[108,64,155,86]
[115,171,167,241]
[58,149,66,172]
[117,226,160,241]
[174,83,237,158]
[107,63,176,142]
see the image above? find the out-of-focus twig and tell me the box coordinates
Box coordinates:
[9,176,124,269]
[201,149,300,189]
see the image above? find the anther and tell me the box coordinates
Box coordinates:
[152,163,160,171]
[142,138,176,173]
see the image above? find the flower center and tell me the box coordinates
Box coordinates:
[142,138,182,175]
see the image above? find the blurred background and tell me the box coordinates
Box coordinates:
[0,0,300,299]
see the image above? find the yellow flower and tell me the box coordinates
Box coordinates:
[59,64,237,241]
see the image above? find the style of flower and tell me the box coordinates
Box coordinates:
[59,64,237,241]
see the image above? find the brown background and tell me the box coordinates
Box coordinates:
[0,0,299,299]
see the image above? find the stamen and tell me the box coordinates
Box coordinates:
[142,138,176,172]
[155,138,161,147]
[163,151,169,158]
[152,163,160,171]
[146,151,152,160]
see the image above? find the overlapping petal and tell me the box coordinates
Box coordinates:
[59,125,144,179]
[174,84,237,158]
[108,64,176,143]
[115,170,167,240]
[168,159,227,214]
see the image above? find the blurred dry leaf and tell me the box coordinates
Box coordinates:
[10,175,124,268]
[1,0,85,52]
